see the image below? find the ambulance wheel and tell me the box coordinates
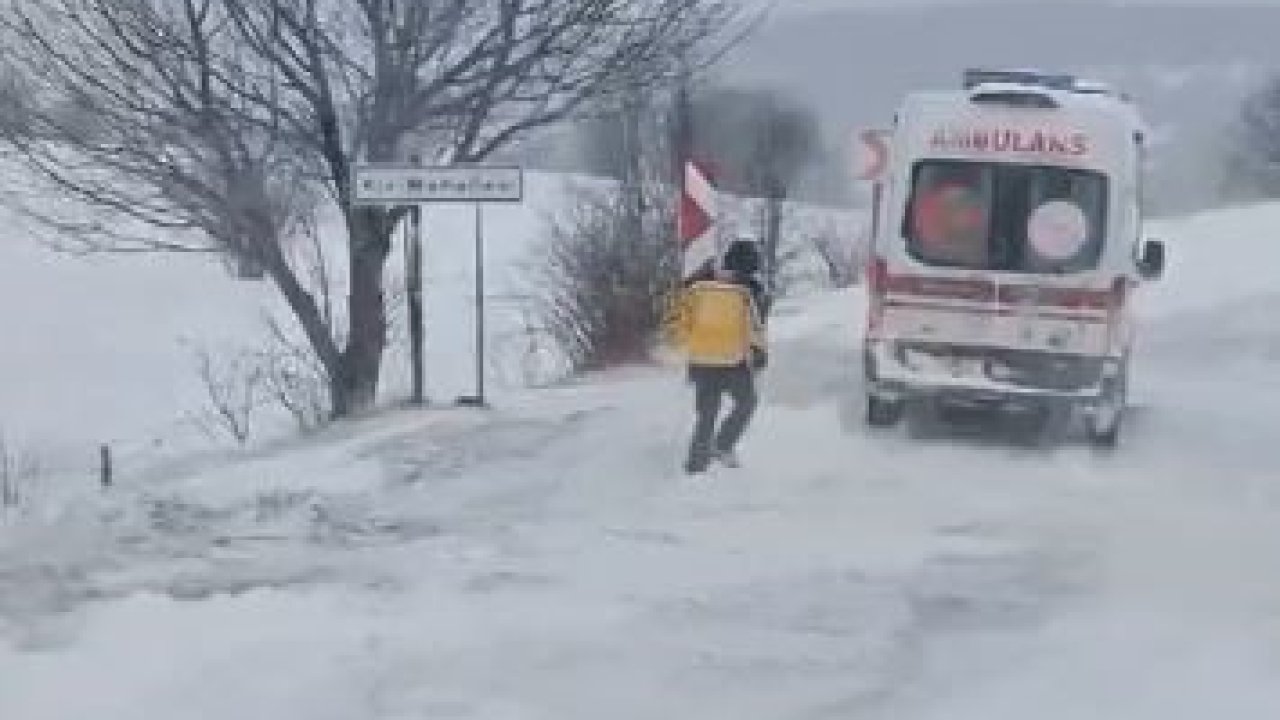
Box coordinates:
[1086,411,1122,447]
[1086,370,1128,448]
[866,394,904,428]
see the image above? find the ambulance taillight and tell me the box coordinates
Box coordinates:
[866,257,890,335]
[1106,276,1129,352]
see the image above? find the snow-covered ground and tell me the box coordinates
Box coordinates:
[0,170,591,464]
[3,194,1280,717]
[0,168,857,477]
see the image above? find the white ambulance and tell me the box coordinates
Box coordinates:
[863,69,1166,444]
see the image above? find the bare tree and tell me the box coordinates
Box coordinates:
[260,316,331,432]
[688,85,823,290]
[579,82,826,290]
[0,0,741,418]
[189,325,330,444]
[536,78,683,371]
[538,183,678,371]
[1223,74,1280,201]
[192,346,264,445]
[0,0,342,425]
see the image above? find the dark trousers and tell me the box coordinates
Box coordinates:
[686,364,758,472]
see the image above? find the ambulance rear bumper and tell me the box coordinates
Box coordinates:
[864,339,1121,404]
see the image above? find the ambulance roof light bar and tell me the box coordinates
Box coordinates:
[1072,79,1113,95]
[968,85,1061,109]
[1073,78,1135,104]
[963,68,1076,92]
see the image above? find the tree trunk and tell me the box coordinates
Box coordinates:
[262,208,393,421]
[336,208,393,417]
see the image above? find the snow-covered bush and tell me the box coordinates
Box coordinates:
[0,427,41,509]
[535,183,679,372]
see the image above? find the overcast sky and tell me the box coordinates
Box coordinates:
[727,1,1280,150]
[704,0,1280,204]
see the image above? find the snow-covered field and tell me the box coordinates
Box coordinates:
[0,173,581,485]
[3,189,1280,717]
[0,169,857,474]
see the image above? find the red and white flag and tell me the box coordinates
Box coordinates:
[677,159,717,279]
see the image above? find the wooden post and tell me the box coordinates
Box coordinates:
[0,430,12,507]
[0,432,10,507]
[99,444,112,489]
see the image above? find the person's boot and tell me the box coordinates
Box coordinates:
[685,445,712,475]
[713,447,740,468]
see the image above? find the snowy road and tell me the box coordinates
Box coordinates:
[3,207,1280,718]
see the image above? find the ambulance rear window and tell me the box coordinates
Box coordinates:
[904,160,1108,274]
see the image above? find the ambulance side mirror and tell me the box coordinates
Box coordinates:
[1137,239,1166,281]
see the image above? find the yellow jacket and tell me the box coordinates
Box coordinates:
[666,280,767,367]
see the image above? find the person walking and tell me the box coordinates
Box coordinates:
[671,239,769,475]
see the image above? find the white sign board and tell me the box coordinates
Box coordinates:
[352,165,523,205]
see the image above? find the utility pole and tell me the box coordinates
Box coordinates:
[672,63,694,188]
[763,117,785,298]
[99,444,112,490]
[620,74,645,247]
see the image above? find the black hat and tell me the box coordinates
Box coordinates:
[722,239,761,275]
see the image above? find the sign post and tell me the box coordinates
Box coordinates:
[405,205,424,405]
[464,203,487,409]
[352,164,524,408]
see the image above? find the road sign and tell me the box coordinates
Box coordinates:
[678,159,718,279]
[678,159,715,247]
[855,129,890,182]
[351,165,523,205]
[351,163,525,409]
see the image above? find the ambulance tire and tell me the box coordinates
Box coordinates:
[866,394,904,428]
[1086,414,1121,447]
[1086,408,1123,447]
[1086,368,1128,448]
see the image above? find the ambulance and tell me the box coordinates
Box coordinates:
[862,69,1166,444]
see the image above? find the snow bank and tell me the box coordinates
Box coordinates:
[0,590,383,720]
[1143,202,1280,319]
